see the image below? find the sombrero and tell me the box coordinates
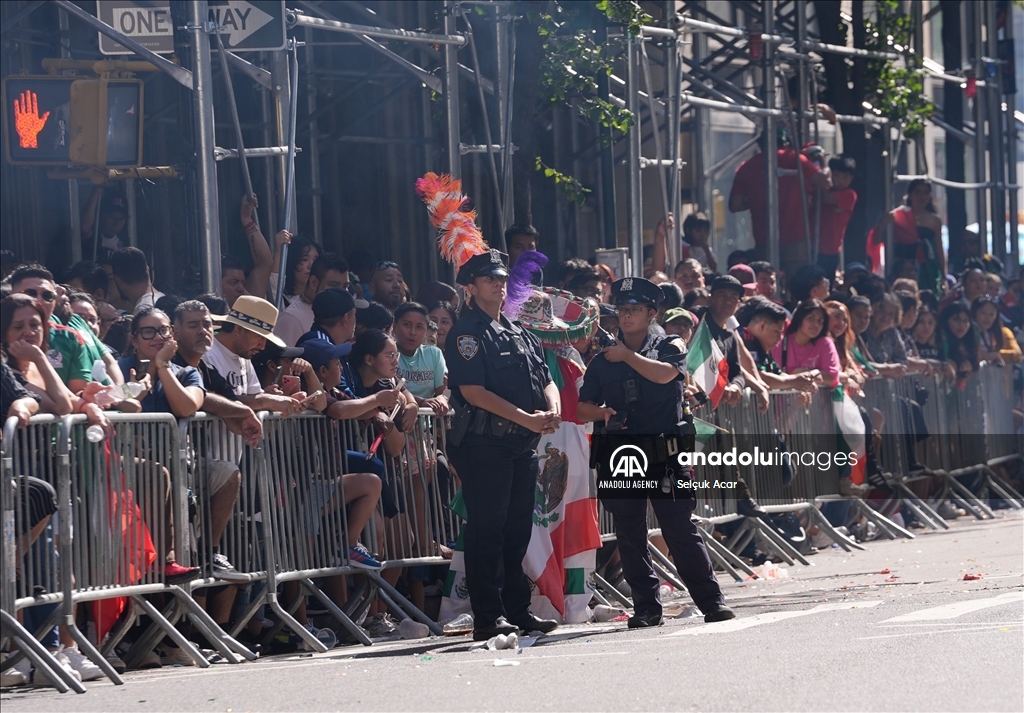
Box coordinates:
[517,287,598,347]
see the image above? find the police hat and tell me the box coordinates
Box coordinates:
[456,249,509,286]
[610,277,662,308]
[710,275,745,297]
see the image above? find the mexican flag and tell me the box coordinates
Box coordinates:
[686,319,728,408]
[523,422,601,622]
[439,491,472,623]
[832,385,867,485]
[693,417,719,452]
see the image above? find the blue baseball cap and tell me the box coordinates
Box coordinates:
[300,339,352,371]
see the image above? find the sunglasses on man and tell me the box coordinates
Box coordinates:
[23,288,56,302]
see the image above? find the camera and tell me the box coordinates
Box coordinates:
[596,327,617,349]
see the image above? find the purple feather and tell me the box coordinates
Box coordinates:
[504,250,548,320]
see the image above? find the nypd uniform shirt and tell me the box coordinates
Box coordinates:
[579,332,688,435]
[445,303,552,414]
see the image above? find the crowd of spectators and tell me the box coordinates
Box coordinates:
[2,182,1021,686]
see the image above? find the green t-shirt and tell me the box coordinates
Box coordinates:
[397,345,446,400]
[47,318,92,386]
[65,313,110,379]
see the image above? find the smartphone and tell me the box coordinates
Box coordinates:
[605,413,627,432]
[272,365,285,386]
[298,390,324,408]
[280,374,300,395]
[137,360,151,373]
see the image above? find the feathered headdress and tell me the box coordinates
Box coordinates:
[503,250,548,320]
[415,172,488,270]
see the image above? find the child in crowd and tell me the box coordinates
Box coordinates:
[817,155,857,278]
[425,321,438,347]
[428,301,457,352]
[662,308,696,344]
[393,302,448,416]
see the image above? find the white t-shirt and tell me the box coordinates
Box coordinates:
[397,345,446,400]
[274,298,313,347]
[133,289,166,315]
[203,337,261,396]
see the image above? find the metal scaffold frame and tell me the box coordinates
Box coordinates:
[1,2,1018,287]
[614,0,1019,278]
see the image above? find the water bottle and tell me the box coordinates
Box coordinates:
[86,425,106,443]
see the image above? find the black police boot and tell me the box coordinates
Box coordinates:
[627,611,663,629]
[703,604,736,623]
[508,613,558,634]
[472,617,520,641]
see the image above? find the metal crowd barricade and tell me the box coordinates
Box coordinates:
[253,411,371,648]
[62,413,251,671]
[181,414,267,652]
[1,415,86,694]
[368,410,456,636]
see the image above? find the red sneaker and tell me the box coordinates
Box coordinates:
[164,561,201,585]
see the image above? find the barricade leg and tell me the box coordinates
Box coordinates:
[364,570,443,636]
[939,468,997,519]
[645,540,687,593]
[697,528,755,580]
[806,505,864,551]
[887,481,948,530]
[851,499,914,539]
[0,610,84,694]
[130,595,210,668]
[592,572,632,609]
[174,589,253,662]
[297,577,372,646]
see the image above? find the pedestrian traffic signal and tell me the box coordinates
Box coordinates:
[3,75,143,167]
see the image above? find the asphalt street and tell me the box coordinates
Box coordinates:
[4,510,1022,712]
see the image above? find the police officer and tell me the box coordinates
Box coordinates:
[445,250,563,640]
[578,277,735,627]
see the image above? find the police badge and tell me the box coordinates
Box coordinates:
[457,335,479,360]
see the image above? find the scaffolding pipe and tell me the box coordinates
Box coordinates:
[971,4,988,250]
[795,3,814,265]
[225,51,272,89]
[665,1,682,270]
[287,11,467,46]
[626,35,644,277]
[58,7,81,265]
[305,27,323,245]
[763,0,780,271]
[274,46,300,312]
[640,42,671,237]
[189,0,222,295]
[986,1,1006,262]
[1007,6,1020,275]
[443,1,461,182]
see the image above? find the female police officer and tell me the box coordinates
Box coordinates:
[445,250,563,640]
[578,277,735,627]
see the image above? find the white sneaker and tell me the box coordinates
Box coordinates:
[61,646,106,681]
[14,651,82,687]
[160,646,197,666]
[1,654,27,687]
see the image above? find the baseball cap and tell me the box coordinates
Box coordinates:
[728,264,757,292]
[710,275,745,296]
[312,287,367,323]
[299,339,353,371]
[663,307,697,327]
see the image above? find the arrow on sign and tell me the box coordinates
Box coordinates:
[209,1,272,47]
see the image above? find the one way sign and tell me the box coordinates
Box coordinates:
[208,0,285,52]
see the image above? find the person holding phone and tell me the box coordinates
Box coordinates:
[578,277,735,629]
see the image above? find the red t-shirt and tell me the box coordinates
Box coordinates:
[817,187,858,255]
[731,149,821,246]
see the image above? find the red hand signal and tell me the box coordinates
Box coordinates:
[13,90,50,149]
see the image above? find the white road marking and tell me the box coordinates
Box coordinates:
[663,601,882,636]
[881,591,1023,623]
[856,624,1022,641]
